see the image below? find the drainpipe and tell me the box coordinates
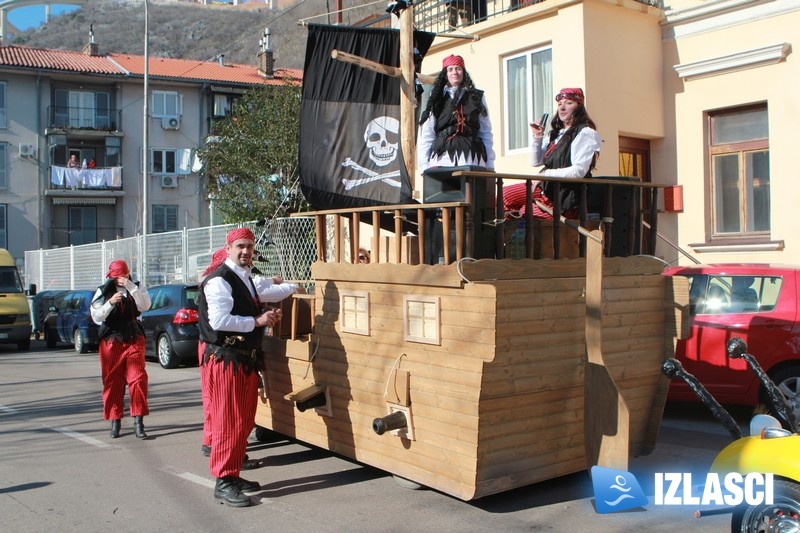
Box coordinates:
[199,82,208,227]
[36,72,43,250]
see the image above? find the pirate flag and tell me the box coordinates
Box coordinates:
[299,24,435,210]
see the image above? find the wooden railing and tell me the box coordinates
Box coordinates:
[459,171,666,260]
[295,172,670,264]
[304,201,469,265]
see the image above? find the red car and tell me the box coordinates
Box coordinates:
[664,264,800,419]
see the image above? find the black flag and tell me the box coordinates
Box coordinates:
[299,24,435,210]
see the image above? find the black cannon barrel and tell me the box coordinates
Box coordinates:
[726,337,800,433]
[373,411,407,435]
[661,358,742,440]
[296,392,327,412]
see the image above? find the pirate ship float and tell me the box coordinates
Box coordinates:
[254,11,688,501]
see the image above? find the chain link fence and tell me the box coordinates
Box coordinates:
[24,217,319,292]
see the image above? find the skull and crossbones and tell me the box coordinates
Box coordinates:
[341,116,401,190]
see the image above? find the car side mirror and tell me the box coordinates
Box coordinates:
[26,283,37,296]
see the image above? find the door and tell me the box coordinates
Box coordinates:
[69,207,97,245]
[69,91,95,128]
[55,294,74,343]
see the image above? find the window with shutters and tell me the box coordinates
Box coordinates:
[152,205,178,233]
[152,90,181,118]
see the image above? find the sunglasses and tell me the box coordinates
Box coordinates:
[555,93,583,104]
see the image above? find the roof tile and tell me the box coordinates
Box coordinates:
[0,45,302,85]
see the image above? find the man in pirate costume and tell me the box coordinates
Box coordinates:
[90,259,152,439]
[197,245,301,462]
[417,54,495,171]
[198,228,282,507]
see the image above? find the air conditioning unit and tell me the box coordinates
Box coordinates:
[161,116,180,130]
[160,175,177,188]
[19,143,35,157]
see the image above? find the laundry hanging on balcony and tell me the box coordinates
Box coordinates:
[51,166,122,188]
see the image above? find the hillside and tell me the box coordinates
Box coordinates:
[7,0,383,69]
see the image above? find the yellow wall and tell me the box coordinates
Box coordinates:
[418,0,800,265]
[665,1,800,263]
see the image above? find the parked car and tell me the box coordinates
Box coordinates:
[141,284,200,369]
[43,290,99,353]
[31,289,69,340]
[664,264,800,419]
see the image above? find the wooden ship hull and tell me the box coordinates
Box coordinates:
[256,255,688,500]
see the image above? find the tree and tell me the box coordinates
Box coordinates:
[197,80,308,223]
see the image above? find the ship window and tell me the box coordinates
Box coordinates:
[404,295,440,345]
[341,290,369,335]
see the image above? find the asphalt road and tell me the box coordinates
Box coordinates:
[0,341,738,532]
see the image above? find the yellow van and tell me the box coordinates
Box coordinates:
[0,249,32,350]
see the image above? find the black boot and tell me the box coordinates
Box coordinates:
[214,476,252,507]
[233,476,260,492]
[133,416,148,439]
[109,419,121,438]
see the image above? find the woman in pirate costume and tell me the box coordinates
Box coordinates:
[90,260,151,439]
[504,87,601,220]
[417,54,495,171]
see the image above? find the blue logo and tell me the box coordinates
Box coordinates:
[591,466,648,514]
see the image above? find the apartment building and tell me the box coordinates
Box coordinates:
[0,36,300,264]
[411,0,799,265]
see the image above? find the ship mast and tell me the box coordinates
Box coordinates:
[330,4,429,190]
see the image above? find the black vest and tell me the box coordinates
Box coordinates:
[541,124,592,213]
[93,279,143,342]
[198,265,264,351]
[429,87,488,164]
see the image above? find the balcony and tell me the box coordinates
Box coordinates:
[414,0,660,34]
[50,165,123,191]
[47,106,121,132]
[49,225,124,248]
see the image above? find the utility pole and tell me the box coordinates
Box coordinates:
[142,0,149,279]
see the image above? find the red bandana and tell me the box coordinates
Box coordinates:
[106,260,130,278]
[202,247,229,277]
[555,88,585,106]
[442,55,465,69]
[226,227,255,244]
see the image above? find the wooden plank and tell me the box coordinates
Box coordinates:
[385,368,410,406]
[313,262,465,288]
[459,256,666,281]
[474,455,586,498]
[584,229,630,471]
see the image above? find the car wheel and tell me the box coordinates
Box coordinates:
[74,329,88,354]
[731,479,800,532]
[45,328,57,349]
[157,334,178,369]
[17,337,31,351]
[392,475,425,490]
[766,365,800,424]
[254,425,283,443]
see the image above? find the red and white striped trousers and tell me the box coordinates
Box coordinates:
[206,358,259,478]
[98,336,149,420]
[198,341,212,447]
